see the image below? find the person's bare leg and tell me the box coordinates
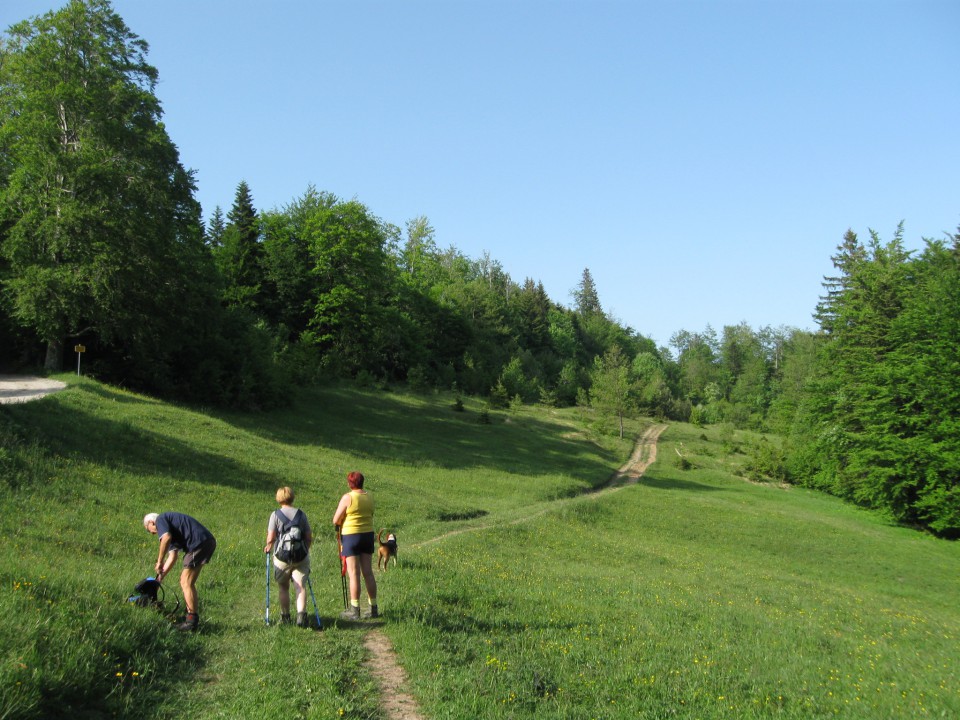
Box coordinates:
[359,553,378,617]
[340,556,361,620]
[178,566,202,630]
[278,577,291,618]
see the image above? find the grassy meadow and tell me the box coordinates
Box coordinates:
[1,376,958,719]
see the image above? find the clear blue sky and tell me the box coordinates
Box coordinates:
[5,1,959,348]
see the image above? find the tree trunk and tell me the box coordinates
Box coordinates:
[44,338,63,372]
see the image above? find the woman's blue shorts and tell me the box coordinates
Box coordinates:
[341,531,375,557]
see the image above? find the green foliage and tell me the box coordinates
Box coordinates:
[670,326,721,405]
[214,180,264,310]
[589,344,635,438]
[1,0,673,410]
[689,403,705,427]
[792,226,960,536]
[499,355,540,402]
[766,329,820,433]
[743,436,789,483]
[553,360,581,407]
[0,2,286,408]
[538,385,557,407]
[488,379,509,409]
[0,1,201,369]
[572,267,602,316]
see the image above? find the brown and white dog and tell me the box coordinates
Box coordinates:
[376,529,398,571]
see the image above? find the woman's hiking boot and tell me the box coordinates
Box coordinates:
[296,612,309,628]
[280,613,291,625]
[339,605,361,621]
[363,605,379,619]
[176,612,199,632]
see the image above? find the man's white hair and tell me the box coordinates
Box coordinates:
[143,512,159,529]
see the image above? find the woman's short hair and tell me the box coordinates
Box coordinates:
[276,486,294,504]
[347,471,365,489]
[143,512,159,529]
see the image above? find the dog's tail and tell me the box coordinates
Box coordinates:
[377,528,386,545]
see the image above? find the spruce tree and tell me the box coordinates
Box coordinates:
[205,206,227,249]
[573,267,602,316]
[216,180,264,310]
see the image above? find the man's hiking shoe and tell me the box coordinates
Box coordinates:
[363,605,379,619]
[176,613,198,632]
[296,612,309,628]
[339,605,361,621]
[280,613,292,625]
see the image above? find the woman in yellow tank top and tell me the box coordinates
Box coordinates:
[332,471,378,620]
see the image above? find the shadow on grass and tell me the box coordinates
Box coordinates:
[218,385,621,485]
[402,601,578,639]
[638,472,724,492]
[1,381,623,496]
[1,384,282,494]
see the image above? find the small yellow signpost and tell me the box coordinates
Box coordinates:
[74,344,86,376]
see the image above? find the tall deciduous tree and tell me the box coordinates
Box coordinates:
[260,186,337,341]
[0,0,203,370]
[400,215,438,287]
[670,326,720,405]
[306,198,396,375]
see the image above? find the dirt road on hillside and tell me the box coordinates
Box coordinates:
[365,423,668,720]
[0,375,67,404]
[414,423,668,550]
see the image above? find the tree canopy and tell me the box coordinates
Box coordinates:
[0,0,200,368]
[1,1,955,534]
[791,227,960,536]
[0,0,283,407]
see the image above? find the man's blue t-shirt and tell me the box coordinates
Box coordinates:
[155,512,213,552]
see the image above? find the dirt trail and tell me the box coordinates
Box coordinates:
[414,423,667,549]
[363,631,426,720]
[0,375,66,404]
[365,423,668,720]
[603,422,668,485]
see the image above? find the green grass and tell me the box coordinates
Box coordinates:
[1,376,958,719]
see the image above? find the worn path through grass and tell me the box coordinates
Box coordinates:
[365,424,668,720]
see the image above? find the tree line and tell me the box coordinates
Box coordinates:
[1,1,956,535]
[789,226,960,537]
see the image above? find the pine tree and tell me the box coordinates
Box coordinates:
[882,234,960,535]
[205,206,227,249]
[792,224,960,534]
[216,180,264,309]
[589,344,635,438]
[572,267,602,316]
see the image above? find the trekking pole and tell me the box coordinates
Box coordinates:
[336,527,347,610]
[305,575,323,631]
[264,551,271,626]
